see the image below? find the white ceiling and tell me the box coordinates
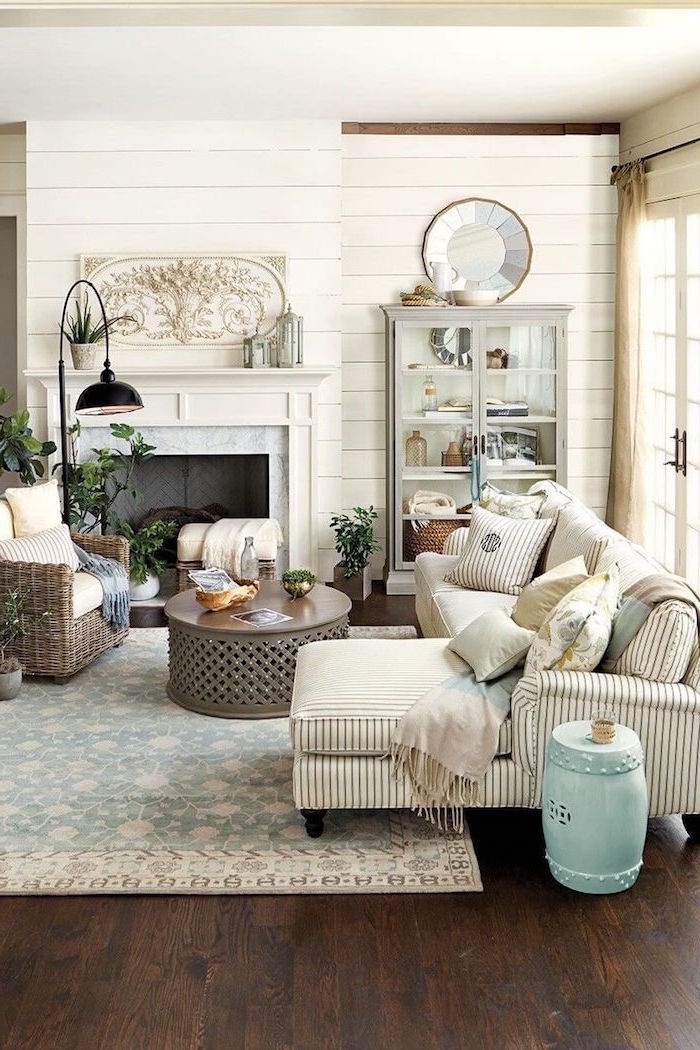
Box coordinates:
[0,16,699,122]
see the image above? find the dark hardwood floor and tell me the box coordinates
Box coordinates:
[2,586,698,1050]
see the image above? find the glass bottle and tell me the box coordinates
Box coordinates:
[239,536,259,584]
[405,430,427,467]
[422,376,438,412]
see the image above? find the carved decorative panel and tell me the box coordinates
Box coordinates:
[81,253,287,350]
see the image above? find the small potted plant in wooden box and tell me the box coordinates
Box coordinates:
[330,506,379,602]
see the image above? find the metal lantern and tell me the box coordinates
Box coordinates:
[276,303,303,368]
[243,331,272,369]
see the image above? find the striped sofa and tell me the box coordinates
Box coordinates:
[291,483,700,840]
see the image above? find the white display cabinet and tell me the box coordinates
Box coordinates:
[382,304,572,594]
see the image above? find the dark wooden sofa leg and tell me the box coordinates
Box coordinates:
[301,809,327,838]
[682,814,700,842]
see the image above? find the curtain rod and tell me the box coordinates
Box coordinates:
[612,134,700,174]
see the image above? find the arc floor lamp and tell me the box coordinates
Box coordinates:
[58,279,144,524]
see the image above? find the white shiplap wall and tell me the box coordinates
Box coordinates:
[24,120,342,578]
[0,127,26,416]
[342,132,618,571]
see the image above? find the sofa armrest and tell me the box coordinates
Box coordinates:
[0,558,74,624]
[72,531,129,575]
[511,669,700,817]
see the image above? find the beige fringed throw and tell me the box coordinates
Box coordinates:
[390,666,522,832]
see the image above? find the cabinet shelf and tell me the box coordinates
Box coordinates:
[403,414,472,424]
[402,468,471,480]
[403,513,471,521]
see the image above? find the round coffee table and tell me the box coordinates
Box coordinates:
[164,581,351,718]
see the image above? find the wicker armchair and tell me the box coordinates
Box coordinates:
[0,531,130,680]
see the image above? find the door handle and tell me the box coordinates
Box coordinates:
[481,434,486,455]
[679,430,687,477]
[473,434,478,458]
[664,429,680,471]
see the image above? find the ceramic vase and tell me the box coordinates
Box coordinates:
[70,343,99,370]
[0,667,22,701]
[129,573,160,602]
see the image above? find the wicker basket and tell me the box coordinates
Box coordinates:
[403,505,471,562]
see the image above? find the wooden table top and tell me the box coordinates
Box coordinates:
[164,580,352,637]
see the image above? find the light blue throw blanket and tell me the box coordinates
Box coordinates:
[74,544,130,631]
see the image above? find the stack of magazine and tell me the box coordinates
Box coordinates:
[188,567,236,592]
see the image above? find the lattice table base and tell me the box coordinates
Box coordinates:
[167,617,349,718]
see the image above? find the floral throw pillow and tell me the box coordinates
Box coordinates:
[524,567,620,674]
[480,481,546,520]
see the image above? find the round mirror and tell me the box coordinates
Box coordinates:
[423,197,532,302]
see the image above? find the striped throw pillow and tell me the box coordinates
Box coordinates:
[613,600,697,683]
[0,524,79,571]
[443,527,470,557]
[445,506,555,596]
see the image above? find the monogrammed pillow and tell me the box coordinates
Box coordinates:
[445,506,554,596]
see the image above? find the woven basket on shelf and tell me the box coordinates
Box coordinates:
[403,505,471,561]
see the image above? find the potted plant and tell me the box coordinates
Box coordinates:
[115,519,178,601]
[330,506,379,601]
[61,294,133,371]
[0,589,51,700]
[0,388,56,485]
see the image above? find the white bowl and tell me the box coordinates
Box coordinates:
[453,290,500,306]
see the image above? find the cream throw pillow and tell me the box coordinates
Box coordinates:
[445,506,554,596]
[511,556,589,631]
[525,568,619,674]
[448,607,535,682]
[5,479,62,538]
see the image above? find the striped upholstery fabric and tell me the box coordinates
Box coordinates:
[415,551,516,638]
[446,506,554,596]
[0,524,79,571]
[612,600,697,683]
[684,641,700,691]
[511,669,700,817]
[293,754,533,811]
[543,501,615,572]
[442,527,470,557]
[291,637,513,758]
[596,539,658,592]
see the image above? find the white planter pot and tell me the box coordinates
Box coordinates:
[0,667,22,701]
[70,342,99,370]
[129,573,161,602]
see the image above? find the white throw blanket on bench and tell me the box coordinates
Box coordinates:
[390,665,522,831]
[202,518,284,579]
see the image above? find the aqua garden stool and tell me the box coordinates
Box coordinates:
[542,721,648,894]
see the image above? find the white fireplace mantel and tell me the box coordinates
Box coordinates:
[26,366,336,573]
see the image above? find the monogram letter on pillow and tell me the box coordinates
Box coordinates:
[445,506,554,595]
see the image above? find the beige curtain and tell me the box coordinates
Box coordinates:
[606,160,647,542]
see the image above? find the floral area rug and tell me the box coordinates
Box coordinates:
[0,628,482,894]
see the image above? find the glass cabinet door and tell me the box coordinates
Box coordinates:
[477,321,560,495]
[396,323,474,567]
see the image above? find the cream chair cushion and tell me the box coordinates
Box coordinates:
[73,572,104,619]
[0,498,14,540]
[177,522,212,562]
[4,479,62,538]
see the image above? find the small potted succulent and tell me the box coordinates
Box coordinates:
[0,589,51,700]
[61,294,133,371]
[330,506,379,602]
[281,568,316,600]
[115,519,178,601]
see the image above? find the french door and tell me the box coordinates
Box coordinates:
[645,195,700,585]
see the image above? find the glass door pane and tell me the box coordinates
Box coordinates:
[481,323,558,494]
[685,211,700,587]
[397,324,473,566]
[645,214,677,570]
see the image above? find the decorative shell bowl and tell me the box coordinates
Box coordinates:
[195,582,259,611]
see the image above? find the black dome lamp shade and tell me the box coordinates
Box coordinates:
[58,278,143,522]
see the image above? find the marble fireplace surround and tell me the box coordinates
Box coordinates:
[26,367,334,573]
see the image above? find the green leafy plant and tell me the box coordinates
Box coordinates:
[58,421,157,533]
[0,589,51,673]
[114,519,178,585]
[61,294,133,344]
[330,506,379,578]
[281,568,316,600]
[0,388,56,486]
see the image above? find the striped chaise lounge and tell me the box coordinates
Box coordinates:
[290,482,700,840]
